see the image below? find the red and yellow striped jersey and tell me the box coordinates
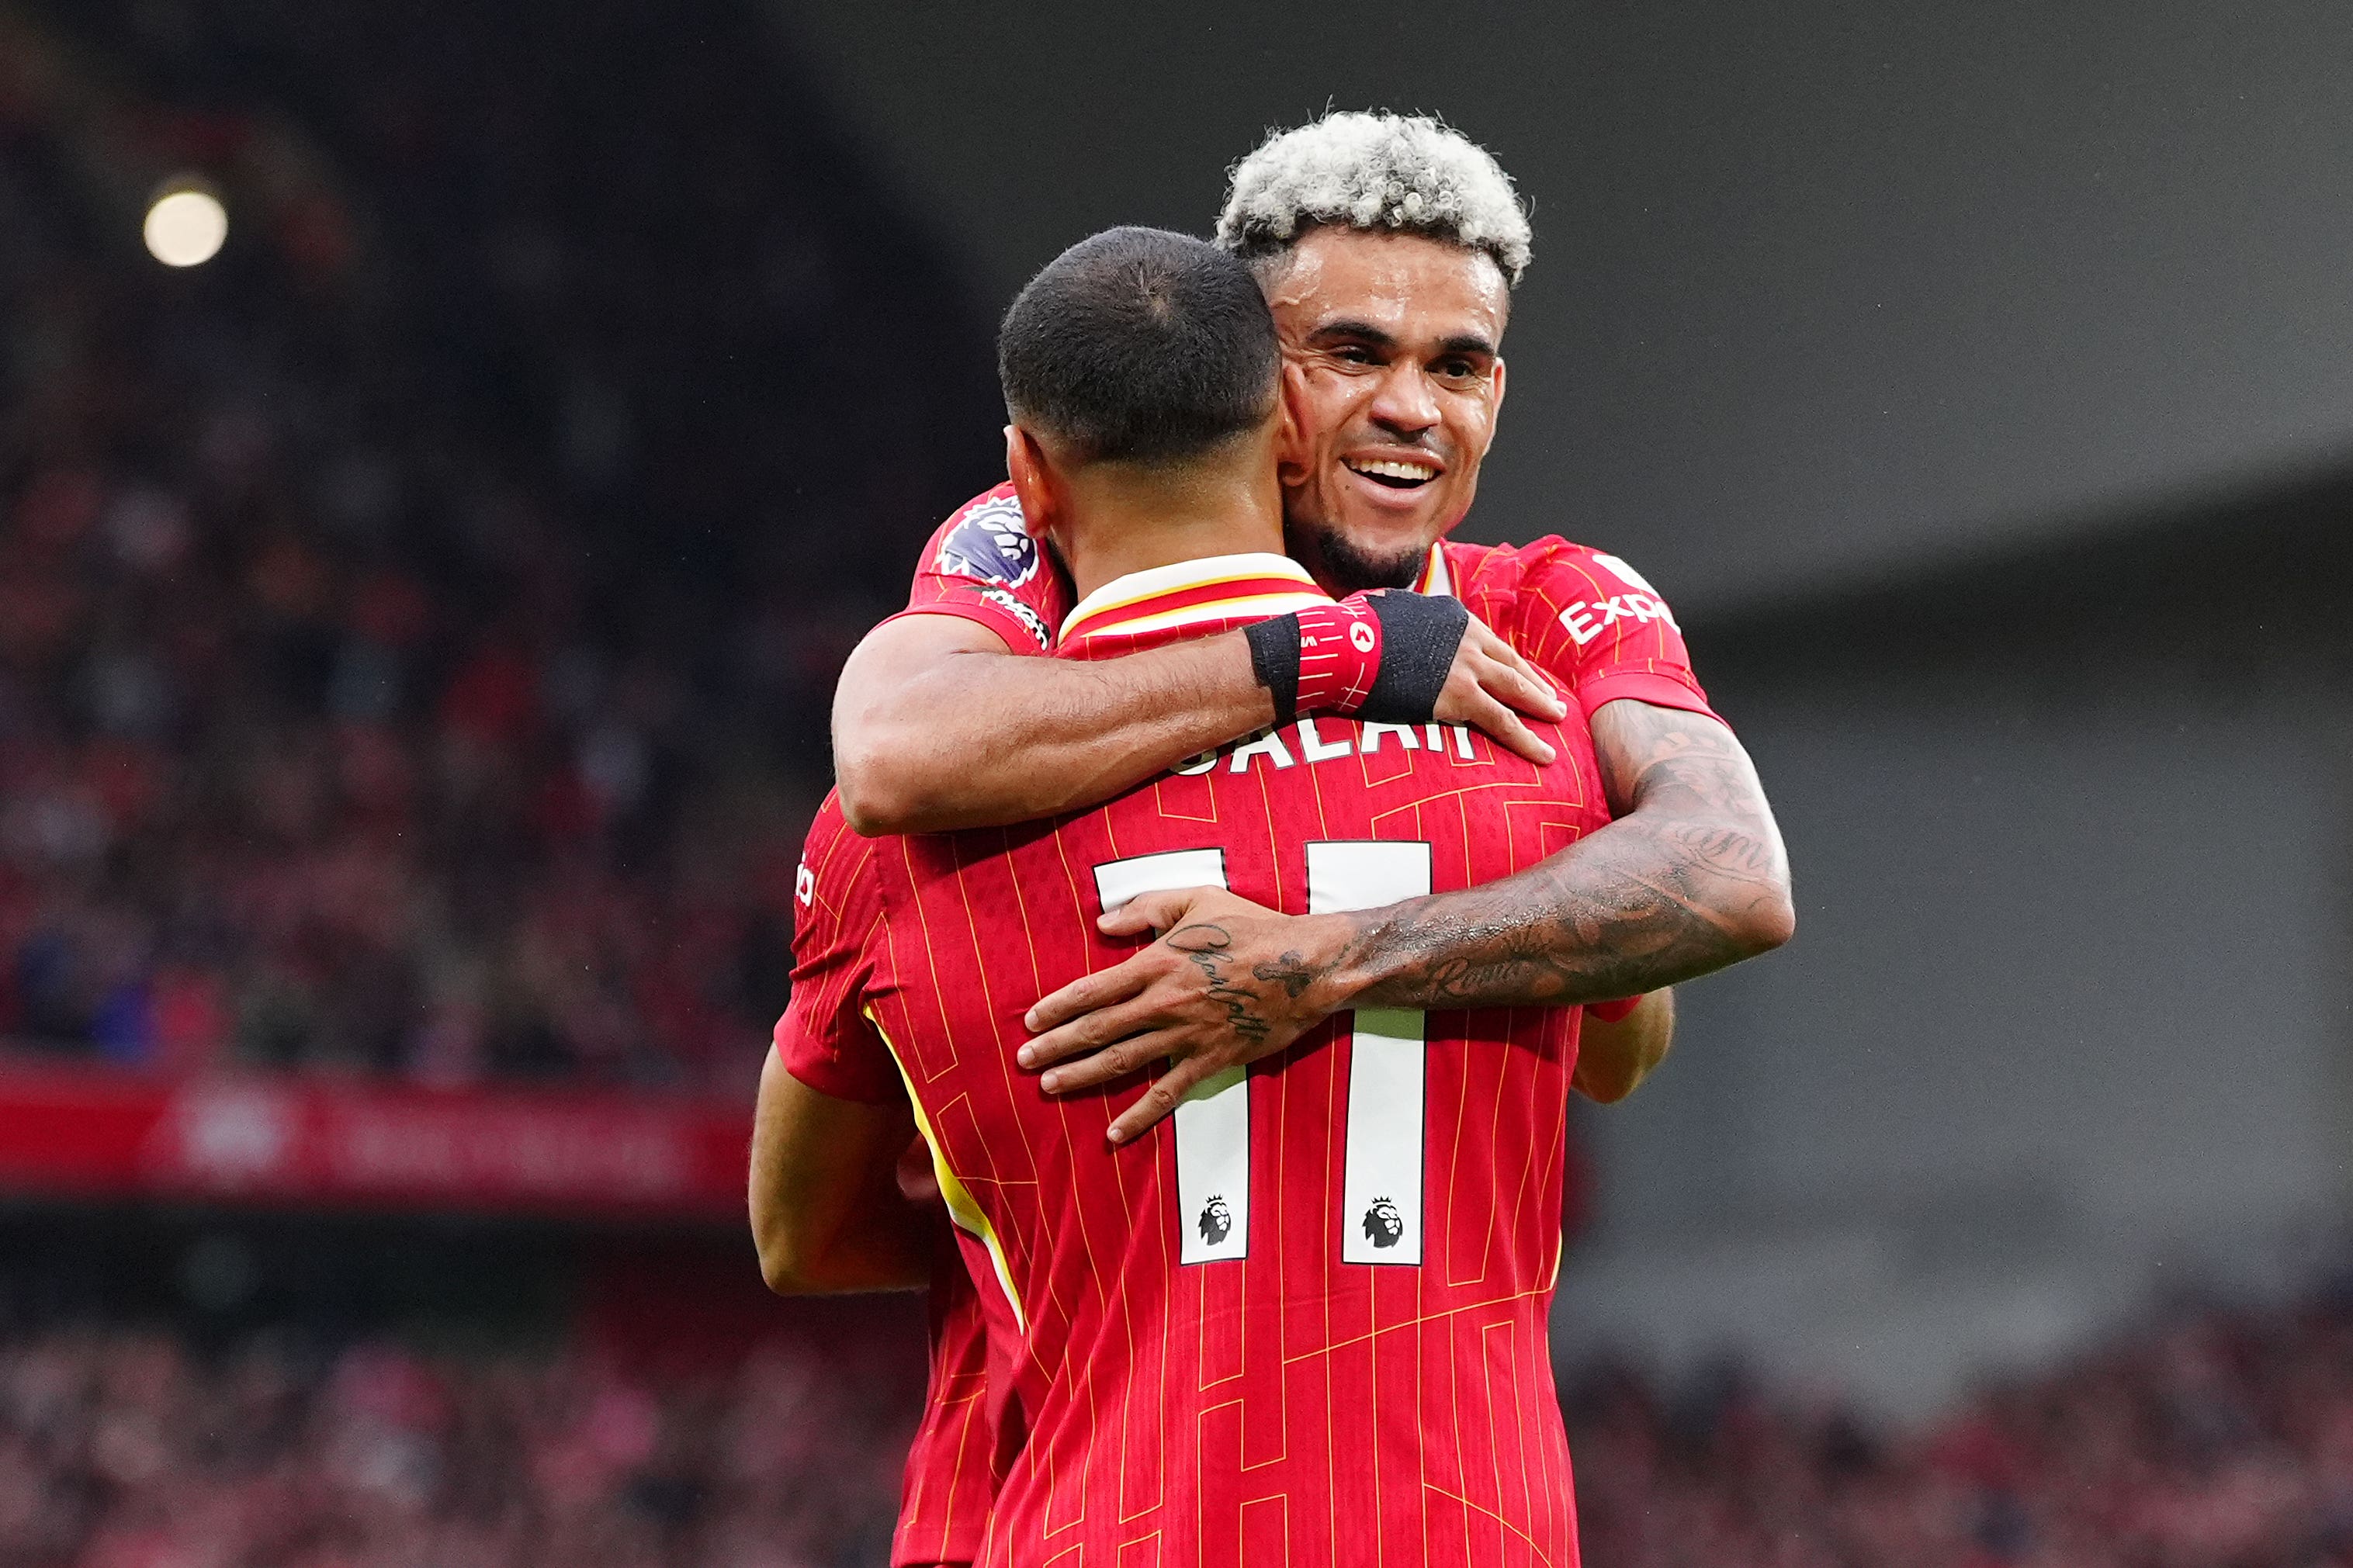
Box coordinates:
[783,552,1619,1568]
[885,488,1724,1565]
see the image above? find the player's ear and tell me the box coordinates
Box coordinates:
[1005,424,1059,542]
[1274,362,1312,487]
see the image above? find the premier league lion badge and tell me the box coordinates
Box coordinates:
[1198,1194,1233,1246]
[1362,1196,1405,1249]
[934,493,1038,588]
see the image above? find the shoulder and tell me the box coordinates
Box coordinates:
[1457,537,1679,625]
[1450,535,1641,592]
[906,483,1065,652]
[1438,534,1625,591]
[922,483,1041,591]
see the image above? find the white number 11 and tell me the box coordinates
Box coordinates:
[1091,841,1433,1268]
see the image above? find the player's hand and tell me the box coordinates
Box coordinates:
[1018,885,1357,1146]
[1432,610,1567,766]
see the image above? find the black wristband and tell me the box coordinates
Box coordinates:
[1356,591,1468,725]
[1245,612,1303,726]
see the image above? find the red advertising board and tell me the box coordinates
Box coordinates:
[0,1057,753,1222]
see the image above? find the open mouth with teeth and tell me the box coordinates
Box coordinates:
[1344,456,1440,490]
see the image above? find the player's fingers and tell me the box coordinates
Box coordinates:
[1449,611,1562,719]
[1038,1028,1189,1096]
[1436,668,1556,763]
[1461,615,1521,670]
[1476,642,1568,721]
[1097,886,1206,938]
[1461,689,1557,767]
[1023,960,1156,1037]
[1458,618,1565,718]
[1024,985,1185,1070]
[1107,1054,1229,1144]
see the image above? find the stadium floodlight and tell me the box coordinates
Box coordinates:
[144,182,228,267]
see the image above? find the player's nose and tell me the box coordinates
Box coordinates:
[1365,362,1442,438]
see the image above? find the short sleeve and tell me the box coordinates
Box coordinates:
[774,797,902,1104]
[1501,539,1722,725]
[887,483,1071,654]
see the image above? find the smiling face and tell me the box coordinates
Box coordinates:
[1260,227,1511,592]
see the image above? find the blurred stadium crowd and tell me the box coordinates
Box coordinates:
[0,0,993,1097]
[10,5,2351,1567]
[1569,1286,2353,1568]
[5,1283,2353,1568]
[0,1320,920,1568]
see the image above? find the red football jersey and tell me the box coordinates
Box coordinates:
[882,491,1721,1563]
[783,552,1617,1568]
[892,1234,996,1567]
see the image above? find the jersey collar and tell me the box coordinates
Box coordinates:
[1416,542,1453,597]
[1060,552,1329,649]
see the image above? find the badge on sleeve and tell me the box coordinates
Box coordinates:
[934,493,1038,588]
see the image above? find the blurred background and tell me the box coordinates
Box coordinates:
[2,0,2351,1563]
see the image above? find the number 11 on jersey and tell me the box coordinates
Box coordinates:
[1092,840,1434,1269]
[1308,841,1433,1265]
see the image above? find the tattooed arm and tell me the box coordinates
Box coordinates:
[1341,699,1793,1009]
[1019,698,1792,1143]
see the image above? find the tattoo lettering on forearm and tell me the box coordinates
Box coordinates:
[1163,923,1275,1044]
[1346,703,1793,1012]
[1661,820,1782,881]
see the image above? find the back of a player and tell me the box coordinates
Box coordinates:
[856,657,1609,1566]
[784,223,1621,1567]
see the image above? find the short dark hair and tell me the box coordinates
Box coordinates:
[998,226,1279,466]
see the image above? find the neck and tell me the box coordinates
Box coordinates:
[1054,432,1287,601]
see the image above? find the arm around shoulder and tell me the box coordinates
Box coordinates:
[830,611,1016,836]
[829,611,1274,836]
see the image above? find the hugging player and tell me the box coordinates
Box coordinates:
[768,114,1793,1566]
[763,222,1653,1566]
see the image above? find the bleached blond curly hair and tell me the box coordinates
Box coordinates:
[1215,112,1531,286]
